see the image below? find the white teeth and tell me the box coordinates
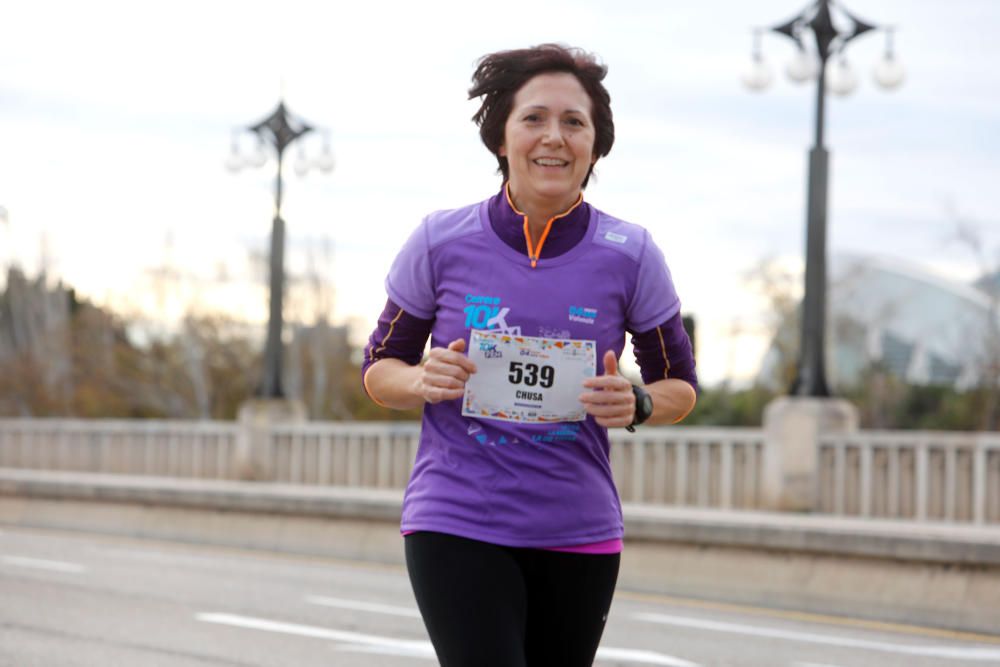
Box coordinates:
[534,158,567,166]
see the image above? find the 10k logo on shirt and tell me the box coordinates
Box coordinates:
[464,293,519,333]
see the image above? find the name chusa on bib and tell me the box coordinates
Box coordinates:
[462,330,597,423]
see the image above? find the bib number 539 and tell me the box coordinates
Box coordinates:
[507,361,555,388]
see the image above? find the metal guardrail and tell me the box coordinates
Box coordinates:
[818,431,1000,523]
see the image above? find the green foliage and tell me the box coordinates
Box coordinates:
[842,373,998,431]
[683,376,996,430]
[0,272,411,421]
[2,271,993,428]
[684,385,777,427]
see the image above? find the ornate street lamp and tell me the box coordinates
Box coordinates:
[743,0,903,397]
[227,101,334,398]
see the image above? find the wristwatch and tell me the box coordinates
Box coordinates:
[626,384,654,432]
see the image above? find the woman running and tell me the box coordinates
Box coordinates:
[363,43,698,666]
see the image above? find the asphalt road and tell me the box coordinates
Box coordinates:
[1,526,999,667]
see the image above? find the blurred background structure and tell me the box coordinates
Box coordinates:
[743,0,905,397]
[226,100,334,400]
[2,4,1000,658]
[1,0,997,426]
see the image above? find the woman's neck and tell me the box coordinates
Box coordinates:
[506,185,582,239]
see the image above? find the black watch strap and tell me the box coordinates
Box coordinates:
[626,384,654,432]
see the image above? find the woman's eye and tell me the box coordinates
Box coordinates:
[524,114,542,122]
[565,117,584,127]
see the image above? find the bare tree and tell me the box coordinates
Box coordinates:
[945,203,1000,430]
[745,257,802,391]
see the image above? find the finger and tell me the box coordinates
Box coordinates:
[582,374,632,391]
[579,389,633,407]
[424,371,467,389]
[424,385,465,404]
[425,356,473,382]
[430,341,477,374]
[602,350,618,376]
[582,402,633,418]
[594,415,632,428]
[446,338,477,373]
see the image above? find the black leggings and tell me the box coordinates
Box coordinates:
[404,531,620,667]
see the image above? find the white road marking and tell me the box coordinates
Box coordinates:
[1,555,87,573]
[597,647,699,666]
[333,643,436,660]
[334,641,700,667]
[197,612,700,665]
[633,613,1000,662]
[305,595,422,618]
[196,613,430,652]
[303,595,697,664]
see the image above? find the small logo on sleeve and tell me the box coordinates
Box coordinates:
[604,231,627,244]
[568,305,598,324]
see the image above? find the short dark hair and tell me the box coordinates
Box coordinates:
[468,44,614,189]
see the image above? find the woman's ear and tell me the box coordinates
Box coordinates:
[499,144,507,157]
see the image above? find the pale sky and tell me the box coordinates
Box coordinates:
[2,0,998,386]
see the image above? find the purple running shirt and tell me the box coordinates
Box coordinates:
[382,194,683,548]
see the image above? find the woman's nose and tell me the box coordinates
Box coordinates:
[542,119,565,146]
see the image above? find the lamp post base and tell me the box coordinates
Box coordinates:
[762,396,858,511]
[236,398,307,480]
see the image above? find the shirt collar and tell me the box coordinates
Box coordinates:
[486,183,592,264]
[488,182,589,232]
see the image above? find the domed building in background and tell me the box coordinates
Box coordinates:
[758,254,998,391]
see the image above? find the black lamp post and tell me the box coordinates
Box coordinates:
[744,0,903,396]
[227,101,334,398]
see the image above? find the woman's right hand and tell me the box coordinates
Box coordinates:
[415,338,477,404]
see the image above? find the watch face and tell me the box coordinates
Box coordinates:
[639,393,653,418]
[632,385,653,424]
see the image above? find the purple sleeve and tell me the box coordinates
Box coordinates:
[631,312,698,392]
[626,231,681,332]
[385,220,436,320]
[361,298,434,396]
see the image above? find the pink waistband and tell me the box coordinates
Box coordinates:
[402,531,623,554]
[542,538,623,554]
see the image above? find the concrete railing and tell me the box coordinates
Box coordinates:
[267,422,421,488]
[0,419,766,510]
[611,428,765,509]
[0,419,240,479]
[818,430,1000,523]
[269,423,767,510]
[2,417,998,522]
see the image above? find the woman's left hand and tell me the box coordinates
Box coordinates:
[579,351,635,428]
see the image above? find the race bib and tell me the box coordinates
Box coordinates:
[462,330,596,423]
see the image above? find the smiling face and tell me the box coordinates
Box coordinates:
[500,72,597,216]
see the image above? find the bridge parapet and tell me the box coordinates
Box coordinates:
[1,417,998,523]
